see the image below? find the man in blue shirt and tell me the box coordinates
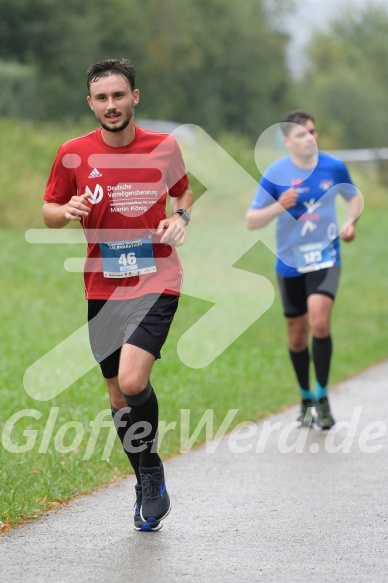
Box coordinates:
[246,110,362,429]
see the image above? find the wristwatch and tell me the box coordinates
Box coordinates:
[174,209,190,225]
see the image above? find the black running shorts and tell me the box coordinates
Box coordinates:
[277,265,340,318]
[88,293,179,378]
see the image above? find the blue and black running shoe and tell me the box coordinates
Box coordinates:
[140,464,171,525]
[134,483,163,532]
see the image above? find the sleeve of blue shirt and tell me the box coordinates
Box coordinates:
[335,160,358,201]
[250,172,280,210]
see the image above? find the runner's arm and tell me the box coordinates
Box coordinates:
[246,187,298,229]
[170,186,193,216]
[158,187,193,247]
[341,191,363,242]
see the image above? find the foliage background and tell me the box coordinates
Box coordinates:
[0,0,291,139]
[1,0,388,147]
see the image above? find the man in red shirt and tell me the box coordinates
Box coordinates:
[43,58,193,531]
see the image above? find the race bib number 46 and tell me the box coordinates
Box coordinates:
[99,238,156,278]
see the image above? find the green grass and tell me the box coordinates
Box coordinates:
[1,120,387,528]
[0,118,94,228]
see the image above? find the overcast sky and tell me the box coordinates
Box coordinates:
[285,0,388,75]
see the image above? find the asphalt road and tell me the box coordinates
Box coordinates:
[1,361,388,583]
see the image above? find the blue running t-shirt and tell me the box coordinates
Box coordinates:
[250,153,358,277]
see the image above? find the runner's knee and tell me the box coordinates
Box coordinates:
[118,372,148,397]
[287,319,309,351]
[309,314,330,337]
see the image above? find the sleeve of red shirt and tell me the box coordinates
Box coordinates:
[166,137,189,197]
[44,145,78,204]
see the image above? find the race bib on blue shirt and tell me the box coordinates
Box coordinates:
[293,242,335,274]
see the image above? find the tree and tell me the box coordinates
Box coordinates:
[297,4,388,148]
[0,0,292,138]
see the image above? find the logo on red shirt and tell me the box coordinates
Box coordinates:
[85,184,104,204]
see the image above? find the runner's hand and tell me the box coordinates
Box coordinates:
[340,222,356,242]
[65,192,92,221]
[157,216,186,247]
[278,187,298,210]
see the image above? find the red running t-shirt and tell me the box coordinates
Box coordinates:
[44,126,190,300]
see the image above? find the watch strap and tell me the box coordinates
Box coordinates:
[174,209,190,224]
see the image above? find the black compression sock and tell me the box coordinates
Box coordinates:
[111,407,141,483]
[289,347,311,393]
[312,335,332,389]
[123,382,161,468]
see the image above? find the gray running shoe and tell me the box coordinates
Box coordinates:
[134,484,163,532]
[140,464,171,525]
[314,397,335,430]
[296,399,316,427]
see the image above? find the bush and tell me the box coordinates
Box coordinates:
[0,61,38,119]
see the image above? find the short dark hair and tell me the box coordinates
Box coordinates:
[86,58,136,93]
[280,110,315,136]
